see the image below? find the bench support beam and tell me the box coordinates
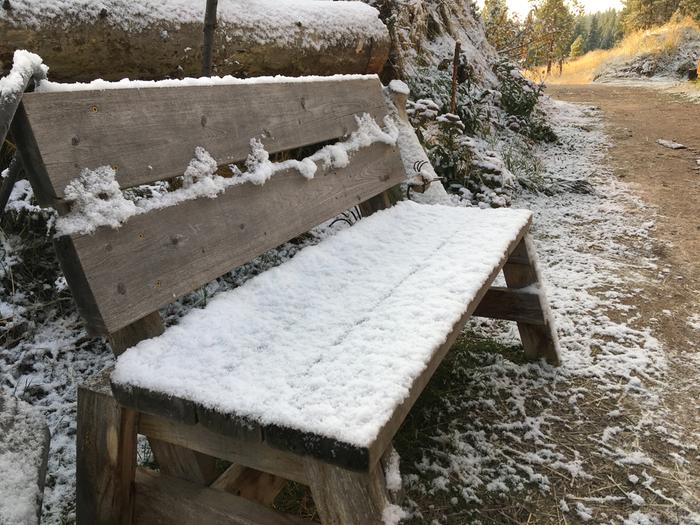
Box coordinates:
[502,235,561,366]
[305,459,390,525]
[473,286,545,325]
[76,371,137,525]
[134,468,311,525]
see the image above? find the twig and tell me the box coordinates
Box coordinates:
[450,41,461,114]
[202,0,219,76]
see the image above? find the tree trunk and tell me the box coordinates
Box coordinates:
[0,5,390,81]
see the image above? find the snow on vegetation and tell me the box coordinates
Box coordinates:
[1,0,387,48]
[55,113,398,236]
[0,49,46,102]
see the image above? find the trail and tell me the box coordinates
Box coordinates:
[548,85,700,454]
[395,89,700,525]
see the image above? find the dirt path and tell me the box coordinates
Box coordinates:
[548,83,700,511]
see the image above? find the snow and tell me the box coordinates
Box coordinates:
[112,201,531,447]
[384,448,403,493]
[382,503,408,525]
[388,80,410,96]
[0,396,47,525]
[55,113,399,236]
[2,0,387,50]
[0,50,47,104]
[36,72,378,93]
[688,314,700,331]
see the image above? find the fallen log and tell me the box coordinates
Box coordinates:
[0,0,390,81]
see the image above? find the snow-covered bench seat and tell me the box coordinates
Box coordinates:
[111,201,533,466]
[10,70,560,524]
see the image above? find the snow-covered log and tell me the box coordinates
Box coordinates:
[0,0,390,81]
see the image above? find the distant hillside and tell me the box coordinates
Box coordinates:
[529,17,700,84]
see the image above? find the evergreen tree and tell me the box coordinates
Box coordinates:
[622,0,681,31]
[481,0,520,53]
[531,0,578,73]
[677,0,700,20]
[570,34,585,57]
[585,14,601,51]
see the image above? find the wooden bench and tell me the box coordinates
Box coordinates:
[10,74,560,524]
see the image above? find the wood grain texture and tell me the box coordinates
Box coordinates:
[133,468,313,525]
[211,465,288,506]
[108,311,164,356]
[76,370,137,525]
[21,77,388,198]
[137,413,307,484]
[473,286,545,325]
[502,235,561,366]
[305,458,388,525]
[67,142,405,334]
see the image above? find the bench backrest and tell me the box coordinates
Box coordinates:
[14,76,406,335]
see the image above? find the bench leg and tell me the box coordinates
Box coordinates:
[109,312,221,487]
[77,372,137,525]
[305,459,391,525]
[502,234,561,366]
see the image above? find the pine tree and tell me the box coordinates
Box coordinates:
[677,0,700,20]
[585,14,601,50]
[531,0,577,74]
[622,0,682,31]
[570,34,585,58]
[481,0,519,53]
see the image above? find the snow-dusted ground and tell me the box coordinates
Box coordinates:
[1,98,698,523]
[399,98,700,524]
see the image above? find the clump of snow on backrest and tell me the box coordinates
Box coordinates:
[54,113,400,236]
[57,167,137,236]
[182,146,219,189]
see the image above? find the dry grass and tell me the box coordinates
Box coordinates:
[525,17,700,84]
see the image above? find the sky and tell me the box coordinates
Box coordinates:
[502,0,624,18]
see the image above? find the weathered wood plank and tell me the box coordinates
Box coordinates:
[304,458,388,525]
[211,465,288,506]
[150,441,221,486]
[473,286,545,325]
[108,311,164,356]
[502,235,561,366]
[366,220,532,470]
[65,142,405,334]
[137,413,307,484]
[133,468,313,525]
[21,77,388,198]
[10,103,68,211]
[76,370,137,525]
